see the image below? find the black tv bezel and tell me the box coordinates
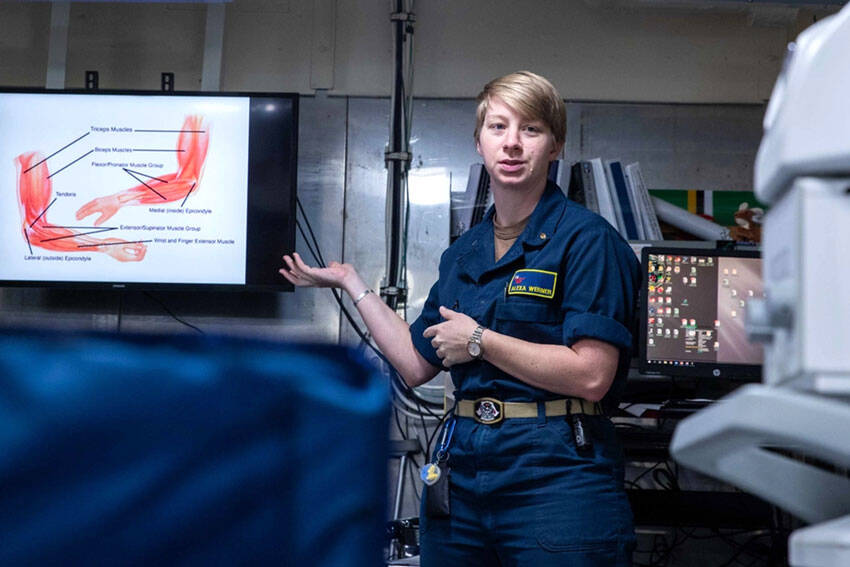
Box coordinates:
[638,246,762,380]
[0,87,297,293]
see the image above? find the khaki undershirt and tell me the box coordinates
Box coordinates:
[493,213,531,262]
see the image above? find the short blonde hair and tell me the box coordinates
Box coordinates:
[474,71,566,145]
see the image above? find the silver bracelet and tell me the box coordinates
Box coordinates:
[353,288,374,306]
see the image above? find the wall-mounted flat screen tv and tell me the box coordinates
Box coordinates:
[0,89,297,292]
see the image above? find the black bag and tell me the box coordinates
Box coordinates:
[424,465,451,518]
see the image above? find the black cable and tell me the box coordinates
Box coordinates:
[685,528,769,541]
[714,529,773,560]
[393,406,408,441]
[293,211,376,349]
[406,452,422,502]
[296,197,327,267]
[717,532,772,567]
[652,466,679,491]
[295,198,441,408]
[669,528,696,563]
[768,506,789,567]
[645,527,694,567]
[295,220,323,269]
[650,532,671,567]
[401,182,410,321]
[640,527,775,567]
[392,406,423,468]
[628,459,669,487]
[295,200,437,419]
[143,291,204,335]
[379,345,440,457]
[615,421,654,430]
[294,195,445,453]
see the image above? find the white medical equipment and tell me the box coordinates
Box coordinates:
[670,4,850,565]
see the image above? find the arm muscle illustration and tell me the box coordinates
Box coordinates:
[76,115,209,225]
[16,153,147,262]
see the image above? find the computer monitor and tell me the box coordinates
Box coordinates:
[639,246,763,379]
[0,88,297,292]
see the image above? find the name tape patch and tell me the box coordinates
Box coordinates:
[507,269,557,299]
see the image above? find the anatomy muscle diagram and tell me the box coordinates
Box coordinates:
[76,115,209,226]
[14,115,209,262]
[1,93,251,286]
[16,152,148,262]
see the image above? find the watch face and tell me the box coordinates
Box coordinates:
[468,342,481,358]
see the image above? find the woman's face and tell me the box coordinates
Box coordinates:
[476,97,561,192]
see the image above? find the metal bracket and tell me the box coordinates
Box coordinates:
[380,285,408,304]
[390,12,416,22]
[161,72,175,92]
[85,71,99,91]
[384,151,412,168]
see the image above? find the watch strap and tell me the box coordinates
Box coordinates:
[468,325,485,359]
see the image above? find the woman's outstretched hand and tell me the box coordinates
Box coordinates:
[279,252,358,290]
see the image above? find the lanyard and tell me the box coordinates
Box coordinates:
[434,417,456,463]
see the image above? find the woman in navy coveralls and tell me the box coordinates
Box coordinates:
[281,71,640,566]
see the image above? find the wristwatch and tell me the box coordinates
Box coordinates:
[467,325,486,359]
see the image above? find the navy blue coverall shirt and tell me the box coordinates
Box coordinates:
[410,181,640,566]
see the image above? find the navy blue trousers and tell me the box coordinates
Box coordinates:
[420,412,635,566]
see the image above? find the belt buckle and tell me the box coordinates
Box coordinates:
[473,398,503,425]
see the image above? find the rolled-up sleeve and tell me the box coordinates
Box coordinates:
[409,279,446,369]
[561,227,640,351]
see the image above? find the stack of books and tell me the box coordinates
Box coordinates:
[561,159,663,241]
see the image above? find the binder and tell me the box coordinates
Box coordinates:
[625,162,663,240]
[588,158,621,234]
[566,161,599,213]
[607,160,640,240]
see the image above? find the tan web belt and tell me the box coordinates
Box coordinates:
[456,397,600,425]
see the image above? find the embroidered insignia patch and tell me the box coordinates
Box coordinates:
[507,269,557,299]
